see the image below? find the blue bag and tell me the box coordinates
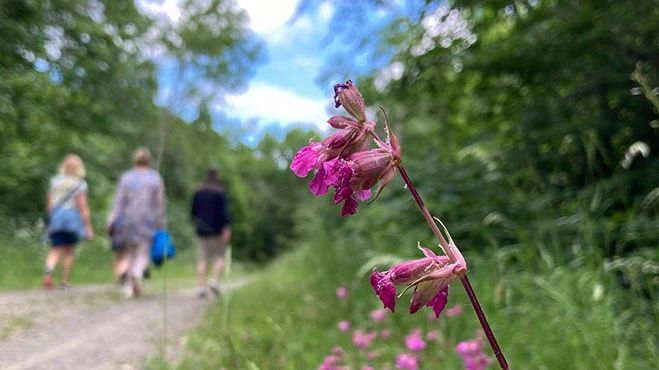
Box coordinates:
[151,229,176,267]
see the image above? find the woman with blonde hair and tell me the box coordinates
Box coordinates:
[44,154,94,289]
[107,147,165,297]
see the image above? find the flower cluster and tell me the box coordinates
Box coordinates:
[369,245,466,318]
[456,339,492,370]
[290,80,401,216]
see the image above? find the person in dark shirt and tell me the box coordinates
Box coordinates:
[191,168,231,298]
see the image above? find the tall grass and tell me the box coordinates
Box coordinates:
[163,223,659,369]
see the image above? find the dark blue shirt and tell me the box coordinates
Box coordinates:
[191,185,231,236]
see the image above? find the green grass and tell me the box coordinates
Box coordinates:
[156,233,659,370]
[0,233,199,291]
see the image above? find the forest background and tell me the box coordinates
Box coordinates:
[0,0,657,368]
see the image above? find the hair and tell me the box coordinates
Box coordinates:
[206,167,220,183]
[58,153,85,178]
[132,147,151,166]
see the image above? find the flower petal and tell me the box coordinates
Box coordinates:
[340,196,358,216]
[290,144,319,177]
[369,271,396,312]
[426,285,449,319]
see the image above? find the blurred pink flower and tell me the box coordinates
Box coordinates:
[353,330,377,350]
[336,286,348,300]
[446,304,463,317]
[369,246,465,318]
[362,367,375,370]
[379,329,391,339]
[319,354,343,370]
[369,308,388,322]
[332,347,344,356]
[426,330,440,342]
[395,353,419,370]
[404,330,426,352]
[367,351,379,361]
[456,339,492,370]
[338,321,351,332]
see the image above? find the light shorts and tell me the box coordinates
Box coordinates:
[197,235,226,262]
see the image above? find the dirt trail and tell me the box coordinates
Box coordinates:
[0,280,244,370]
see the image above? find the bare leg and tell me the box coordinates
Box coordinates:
[197,260,208,288]
[113,250,127,278]
[211,257,225,283]
[60,246,75,285]
[45,248,63,272]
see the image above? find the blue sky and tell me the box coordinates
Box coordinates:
[136,0,340,142]
[134,0,427,144]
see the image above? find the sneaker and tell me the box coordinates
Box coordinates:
[209,282,221,297]
[197,288,208,299]
[43,274,54,289]
[59,282,70,291]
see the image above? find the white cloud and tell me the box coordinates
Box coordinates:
[135,0,182,23]
[237,0,298,33]
[222,84,329,129]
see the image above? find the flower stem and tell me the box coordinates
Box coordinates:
[396,164,509,369]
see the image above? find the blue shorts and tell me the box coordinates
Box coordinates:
[50,231,78,247]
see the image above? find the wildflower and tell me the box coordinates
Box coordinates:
[404,330,426,352]
[395,353,419,370]
[367,351,379,361]
[338,321,351,332]
[456,339,492,370]
[332,347,344,356]
[446,304,463,317]
[379,329,391,339]
[426,330,440,341]
[369,308,388,322]
[334,80,366,122]
[336,286,348,300]
[369,245,465,318]
[319,353,344,370]
[353,330,377,350]
[291,80,402,216]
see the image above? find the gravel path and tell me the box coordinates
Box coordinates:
[0,280,243,370]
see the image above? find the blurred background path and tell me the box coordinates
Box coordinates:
[0,280,245,370]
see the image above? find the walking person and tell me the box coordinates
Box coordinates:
[191,168,231,298]
[44,154,94,289]
[107,147,165,297]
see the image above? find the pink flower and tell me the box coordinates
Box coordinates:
[338,321,350,332]
[404,330,426,352]
[379,329,391,339]
[367,351,379,360]
[352,330,377,350]
[446,304,463,317]
[291,80,403,216]
[336,286,348,300]
[290,141,322,177]
[456,339,492,370]
[369,308,388,322]
[332,347,344,356]
[426,330,440,341]
[362,367,375,370]
[319,354,343,370]
[395,353,419,370]
[369,246,465,318]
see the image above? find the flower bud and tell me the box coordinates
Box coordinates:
[334,80,367,122]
